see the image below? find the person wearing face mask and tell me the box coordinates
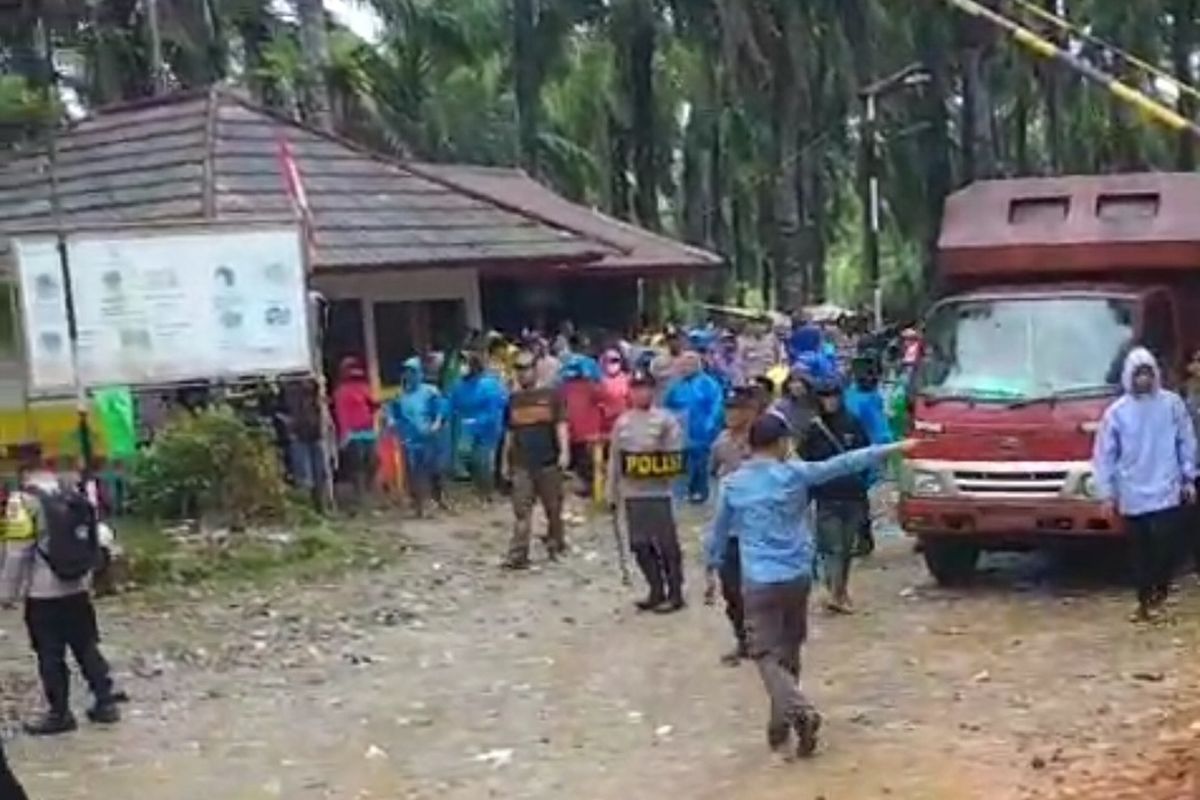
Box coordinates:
[1094,346,1197,622]
[501,350,570,569]
[663,350,725,503]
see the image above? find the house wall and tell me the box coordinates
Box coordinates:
[314,268,482,391]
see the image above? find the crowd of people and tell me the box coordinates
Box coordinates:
[323,312,919,759]
[0,311,918,796]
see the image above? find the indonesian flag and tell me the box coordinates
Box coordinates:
[275,131,317,264]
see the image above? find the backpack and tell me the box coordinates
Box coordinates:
[26,486,99,582]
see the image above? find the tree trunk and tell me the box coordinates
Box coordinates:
[608,111,632,221]
[1014,69,1030,175]
[514,0,540,174]
[629,0,659,231]
[1173,0,1198,170]
[771,2,806,310]
[917,0,954,297]
[294,0,333,132]
[1039,0,1063,173]
[958,1,997,182]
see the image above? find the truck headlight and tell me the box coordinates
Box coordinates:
[1077,472,1099,499]
[910,470,945,497]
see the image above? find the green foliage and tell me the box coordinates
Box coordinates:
[8,0,1200,313]
[0,75,54,149]
[130,406,288,524]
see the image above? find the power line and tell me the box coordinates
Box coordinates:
[1006,0,1200,106]
[943,0,1200,140]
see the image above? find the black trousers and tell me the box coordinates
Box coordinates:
[0,739,28,800]
[626,497,684,603]
[25,593,114,715]
[1126,507,1181,607]
[719,537,746,647]
[569,443,594,491]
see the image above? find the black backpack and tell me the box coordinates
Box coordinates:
[26,486,99,581]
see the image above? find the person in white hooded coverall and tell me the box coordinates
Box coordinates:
[1092,347,1197,621]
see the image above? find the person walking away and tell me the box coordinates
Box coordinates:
[607,372,687,613]
[705,387,757,663]
[802,376,872,614]
[533,336,562,390]
[280,377,329,511]
[706,415,911,757]
[1094,347,1197,621]
[843,354,894,556]
[650,331,684,399]
[389,357,445,518]
[502,351,570,569]
[451,353,509,501]
[737,320,779,385]
[663,351,724,503]
[332,356,379,509]
[0,474,124,736]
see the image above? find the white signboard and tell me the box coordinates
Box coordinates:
[13,224,311,395]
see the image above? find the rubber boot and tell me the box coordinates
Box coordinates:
[24,710,77,737]
[87,701,121,725]
[654,536,686,614]
[632,545,665,611]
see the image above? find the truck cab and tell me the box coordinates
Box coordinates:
[901,174,1200,584]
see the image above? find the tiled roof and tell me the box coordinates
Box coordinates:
[408,163,723,274]
[0,88,611,271]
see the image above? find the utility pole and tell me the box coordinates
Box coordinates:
[858,63,930,330]
[145,0,166,94]
[35,5,96,491]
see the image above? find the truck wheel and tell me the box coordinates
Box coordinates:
[921,539,980,586]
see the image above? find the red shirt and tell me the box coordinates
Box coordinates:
[598,373,630,435]
[333,379,378,438]
[561,379,604,444]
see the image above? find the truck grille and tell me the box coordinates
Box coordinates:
[952,470,1068,498]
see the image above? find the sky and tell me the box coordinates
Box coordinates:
[323,0,383,44]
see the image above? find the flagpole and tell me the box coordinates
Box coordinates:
[276,131,335,512]
[36,5,96,495]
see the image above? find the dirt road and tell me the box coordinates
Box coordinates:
[4,502,1200,799]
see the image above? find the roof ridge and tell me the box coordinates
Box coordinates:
[409,164,720,263]
[402,162,624,255]
[207,91,610,252]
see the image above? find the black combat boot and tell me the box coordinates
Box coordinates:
[24,710,77,737]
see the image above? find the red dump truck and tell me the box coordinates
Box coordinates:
[900,173,1200,585]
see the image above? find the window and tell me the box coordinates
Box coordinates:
[1009,196,1069,225]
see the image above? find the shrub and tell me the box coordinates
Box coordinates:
[131,405,288,525]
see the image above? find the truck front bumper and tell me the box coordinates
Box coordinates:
[900,496,1122,539]
[899,458,1121,540]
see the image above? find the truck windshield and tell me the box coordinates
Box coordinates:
[917,296,1135,402]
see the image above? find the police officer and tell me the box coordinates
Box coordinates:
[607,372,687,613]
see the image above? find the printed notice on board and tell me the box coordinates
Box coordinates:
[13,224,310,395]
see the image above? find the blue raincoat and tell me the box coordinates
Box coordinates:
[560,353,601,382]
[450,368,508,449]
[664,367,725,502]
[389,358,444,476]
